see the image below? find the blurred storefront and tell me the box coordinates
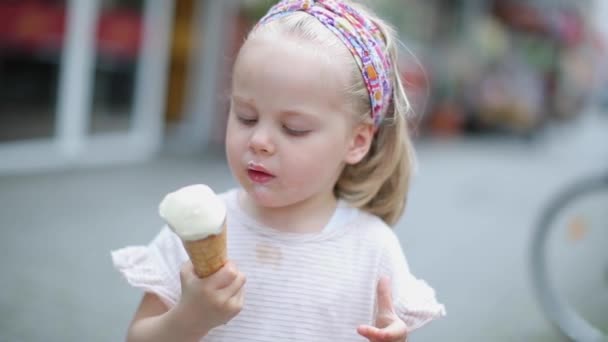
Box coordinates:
[0,0,248,174]
[0,0,174,173]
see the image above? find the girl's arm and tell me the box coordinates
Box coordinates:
[126,293,209,342]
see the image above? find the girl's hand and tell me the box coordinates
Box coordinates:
[175,260,246,336]
[357,276,408,342]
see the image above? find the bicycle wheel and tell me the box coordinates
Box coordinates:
[530,173,608,342]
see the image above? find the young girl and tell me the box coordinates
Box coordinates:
[112,0,445,341]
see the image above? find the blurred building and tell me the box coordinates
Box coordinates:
[1,0,606,175]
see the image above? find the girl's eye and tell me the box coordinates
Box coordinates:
[237,116,257,125]
[283,125,310,137]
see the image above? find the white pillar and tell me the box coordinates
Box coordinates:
[55,0,99,158]
[131,0,175,155]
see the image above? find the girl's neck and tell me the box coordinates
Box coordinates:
[239,190,338,234]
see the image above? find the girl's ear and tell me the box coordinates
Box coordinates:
[344,123,374,165]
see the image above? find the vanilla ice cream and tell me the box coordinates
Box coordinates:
[159,184,226,241]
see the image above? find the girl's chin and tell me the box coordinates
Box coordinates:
[244,185,284,208]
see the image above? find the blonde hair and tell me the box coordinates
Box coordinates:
[247,1,416,226]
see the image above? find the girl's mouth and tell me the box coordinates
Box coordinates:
[247,163,275,184]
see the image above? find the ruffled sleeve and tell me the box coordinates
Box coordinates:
[111,226,188,307]
[379,230,446,332]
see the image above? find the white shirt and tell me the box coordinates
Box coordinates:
[323,198,357,233]
[112,189,445,341]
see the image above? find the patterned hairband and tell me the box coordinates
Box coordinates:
[257,0,393,128]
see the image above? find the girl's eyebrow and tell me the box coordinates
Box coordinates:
[232,95,320,122]
[231,95,256,107]
[279,110,321,124]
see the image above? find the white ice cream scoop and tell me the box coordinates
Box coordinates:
[158,184,226,241]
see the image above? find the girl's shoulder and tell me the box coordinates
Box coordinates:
[348,206,400,245]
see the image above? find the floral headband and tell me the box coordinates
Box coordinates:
[257,0,393,128]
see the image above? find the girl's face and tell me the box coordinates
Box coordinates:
[226,35,372,209]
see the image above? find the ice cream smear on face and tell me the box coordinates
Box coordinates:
[159,184,226,241]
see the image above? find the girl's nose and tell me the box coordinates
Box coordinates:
[248,126,275,156]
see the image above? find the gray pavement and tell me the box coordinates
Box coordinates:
[1,112,607,341]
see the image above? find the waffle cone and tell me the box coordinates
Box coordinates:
[182,221,227,278]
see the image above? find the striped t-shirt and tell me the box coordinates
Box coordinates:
[112,189,445,341]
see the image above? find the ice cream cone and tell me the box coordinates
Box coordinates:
[159,184,228,278]
[182,220,227,278]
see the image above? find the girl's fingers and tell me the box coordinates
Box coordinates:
[208,261,239,289]
[227,283,246,309]
[381,319,408,341]
[357,321,408,342]
[376,276,394,315]
[357,324,381,340]
[219,269,247,299]
[179,261,195,283]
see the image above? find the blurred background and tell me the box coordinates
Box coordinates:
[1,0,607,341]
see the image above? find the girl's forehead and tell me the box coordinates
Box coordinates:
[232,36,351,114]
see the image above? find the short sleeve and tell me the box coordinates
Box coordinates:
[111,226,187,307]
[379,231,446,332]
